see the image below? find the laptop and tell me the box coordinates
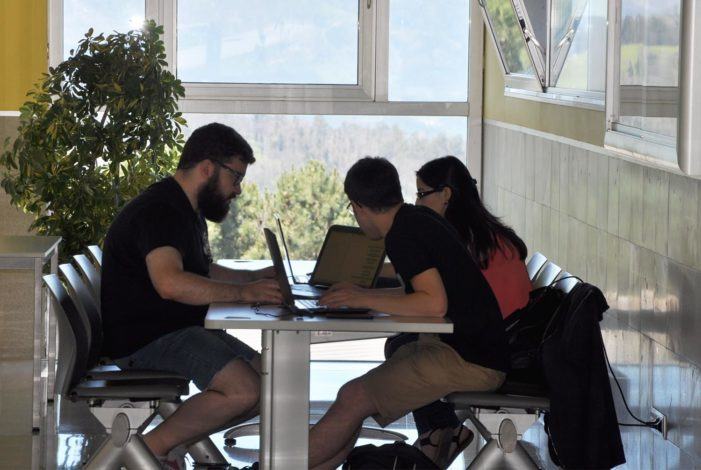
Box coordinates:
[275,219,386,299]
[264,228,372,316]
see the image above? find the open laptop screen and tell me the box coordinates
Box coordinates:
[310,226,385,288]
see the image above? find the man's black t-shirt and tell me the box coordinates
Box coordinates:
[101,177,212,359]
[385,204,508,373]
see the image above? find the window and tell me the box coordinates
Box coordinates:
[388,0,470,102]
[58,0,145,61]
[605,0,682,166]
[480,0,607,106]
[177,1,359,85]
[480,0,540,90]
[550,0,607,92]
[179,113,468,261]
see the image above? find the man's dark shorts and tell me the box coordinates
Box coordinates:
[114,326,258,390]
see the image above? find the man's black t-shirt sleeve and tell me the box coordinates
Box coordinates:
[386,232,436,289]
[135,203,190,259]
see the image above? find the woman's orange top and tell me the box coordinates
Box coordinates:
[481,240,531,319]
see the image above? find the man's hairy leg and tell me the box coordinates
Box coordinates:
[144,358,260,456]
[309,378,378,468]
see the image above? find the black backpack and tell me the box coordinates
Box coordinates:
[343,442,439,470]
[503,285,565,382]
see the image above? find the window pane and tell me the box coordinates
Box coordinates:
[550,0,607,91]
[482,0,535,75]
[617,0,681,138]
[180,114,467,261]
[177,0,359,84]
[388,0,469,101]
[63,0,145,59]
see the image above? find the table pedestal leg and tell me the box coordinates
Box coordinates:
[259,329,310,470]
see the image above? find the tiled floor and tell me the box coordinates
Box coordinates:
[1,360,550,470]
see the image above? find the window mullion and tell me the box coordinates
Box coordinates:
[373,0,390,102]
[145,0,176,74]
[357,0,377,100]
[48,0,64,68]
[605,0,621,130]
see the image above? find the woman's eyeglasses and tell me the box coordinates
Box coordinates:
[416,187,443,199]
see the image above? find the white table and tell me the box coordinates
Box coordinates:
[205,303,452,469]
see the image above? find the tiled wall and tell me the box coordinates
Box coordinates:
[483,121,701,469]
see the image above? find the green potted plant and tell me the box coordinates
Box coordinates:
[1,20,186,258]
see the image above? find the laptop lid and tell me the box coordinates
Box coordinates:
[308,225,385,288]
[263,228,296,308]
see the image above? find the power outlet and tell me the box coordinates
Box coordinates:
[651,407,668,440]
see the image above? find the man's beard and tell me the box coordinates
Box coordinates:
[197,175,232,222]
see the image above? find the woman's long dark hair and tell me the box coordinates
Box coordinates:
[417,156,527,269]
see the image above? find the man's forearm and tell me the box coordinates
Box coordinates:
[363,291,445,317]
[163,270,245,305]
[209,262,255,283]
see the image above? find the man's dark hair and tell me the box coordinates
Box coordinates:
[344,157,403,211]
[178,122,255,170]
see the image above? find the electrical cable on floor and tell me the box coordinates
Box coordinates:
[603,344,661,428]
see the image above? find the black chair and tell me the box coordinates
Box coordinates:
[45,273,188,469]
[73,253,101,309]
[56,263,232,467]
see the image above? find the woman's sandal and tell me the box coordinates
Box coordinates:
[436,425,474,469]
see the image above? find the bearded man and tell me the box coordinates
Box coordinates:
[101,122,282,467]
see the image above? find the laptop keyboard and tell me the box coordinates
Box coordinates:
[296,299,321,309]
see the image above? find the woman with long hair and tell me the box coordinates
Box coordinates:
[388,155,531,467]
[415,155,530,319]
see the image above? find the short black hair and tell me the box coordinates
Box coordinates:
[178,122,255,170]
[344,157,403,210]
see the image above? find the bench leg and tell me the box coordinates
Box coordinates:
[121,435,162,470]
[83,436,123,470]
[468,439,540,470]
[84,413,161,470]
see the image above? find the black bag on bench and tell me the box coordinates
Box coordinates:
[504,285,565,383]
[342,442,438,469]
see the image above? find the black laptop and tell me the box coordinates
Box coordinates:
[274,219,386,299]
[264,228,372,315]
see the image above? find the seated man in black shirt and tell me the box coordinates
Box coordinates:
[101,123,282,464]
[310,157,508,469]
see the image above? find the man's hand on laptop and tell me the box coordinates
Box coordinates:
[252,265,277,280]
[319,283,368,308]
[239,279,284,304]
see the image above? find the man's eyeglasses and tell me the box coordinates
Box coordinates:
[416,187,444,199]
[213,160,245,186]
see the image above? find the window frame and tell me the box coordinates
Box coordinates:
[603,0,700,172]
[48,0,482,175]
[159,0,377,103]
[50,0,474,117]
[479,0,606,109]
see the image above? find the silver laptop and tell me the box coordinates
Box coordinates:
[264,228,372,315]
[275,219,386,299]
